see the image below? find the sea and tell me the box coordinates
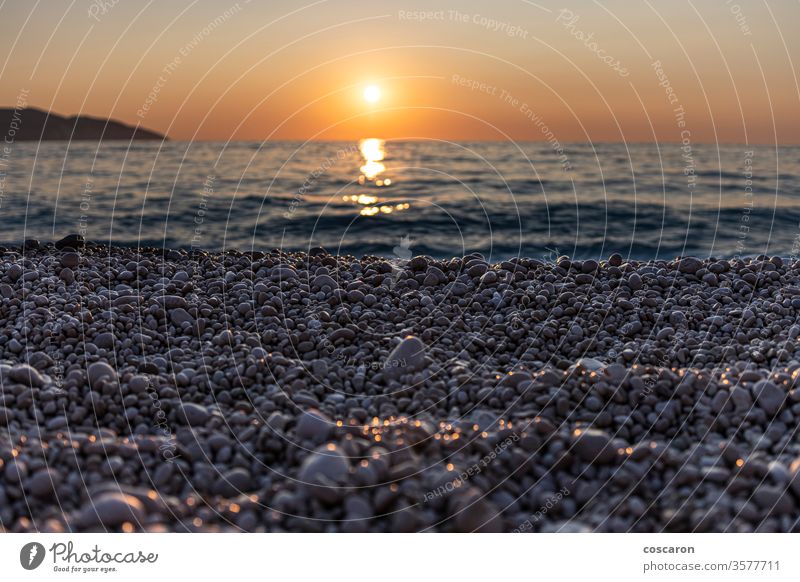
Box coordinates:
[1,140,798,261]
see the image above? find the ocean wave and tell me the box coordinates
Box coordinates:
[2,141,799,259]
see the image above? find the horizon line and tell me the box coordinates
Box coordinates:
[17,137,800,147]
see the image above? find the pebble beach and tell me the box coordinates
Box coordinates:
[2,236,800,532]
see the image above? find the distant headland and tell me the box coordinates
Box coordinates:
[0,107,165,141]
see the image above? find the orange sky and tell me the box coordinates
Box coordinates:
[1,0,798,143]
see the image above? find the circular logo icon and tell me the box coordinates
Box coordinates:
[20,542,46,570]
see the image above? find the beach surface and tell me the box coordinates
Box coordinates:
[1,237,800,532]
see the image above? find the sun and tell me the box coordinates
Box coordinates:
[363,85,381,103]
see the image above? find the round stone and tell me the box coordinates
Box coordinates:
[76,493,145,528]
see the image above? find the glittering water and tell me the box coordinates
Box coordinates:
[1,140,798,260]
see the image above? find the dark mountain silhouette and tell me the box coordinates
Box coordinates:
[0,107,165,141]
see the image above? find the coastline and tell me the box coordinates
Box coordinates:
[1,237,799,532]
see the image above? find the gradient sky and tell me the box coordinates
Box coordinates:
[1,0,798,143]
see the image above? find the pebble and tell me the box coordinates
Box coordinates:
[28,469,61,498]
[467,263,488,277]
[574,358,603,371]
[75,493,145,528]
[214,468,253,497]
[177,402,210,426]
[298,445,349,503]
[0,244,798,533]
[170,308,195,327]
[383,335,427,381]
[158,295,187,309]
[87,361,117,388]
[4,460,28,483]
[128,375,150,393]
[8,364,45,387]
[572,429,616,464]
[61,252,81,268]
[295,409,332,443]
[312,274,338,290]
[60,267,75,283]
[95,332,115,350]
[0,406,13,426]
[678,257,703,274]
[656,327,675,340]
[55,234,85,249]
[451,488,503,533]
[751,380,784,415]
[730,386,753,412]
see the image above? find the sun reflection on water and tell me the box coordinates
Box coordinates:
[359,138,387,183]
[342,138,408,217]
[358,202,410,216]
[343,194,378,205]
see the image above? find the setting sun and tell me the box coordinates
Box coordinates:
[363,85,381,104]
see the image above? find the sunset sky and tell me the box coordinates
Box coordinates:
[1,0,798,143]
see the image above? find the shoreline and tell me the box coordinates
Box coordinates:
[1,236,799,532]
[5,238,798,263]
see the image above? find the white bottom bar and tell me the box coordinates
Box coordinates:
[1,533,797,581]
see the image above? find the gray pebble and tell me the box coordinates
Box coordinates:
[177,402,210,426]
